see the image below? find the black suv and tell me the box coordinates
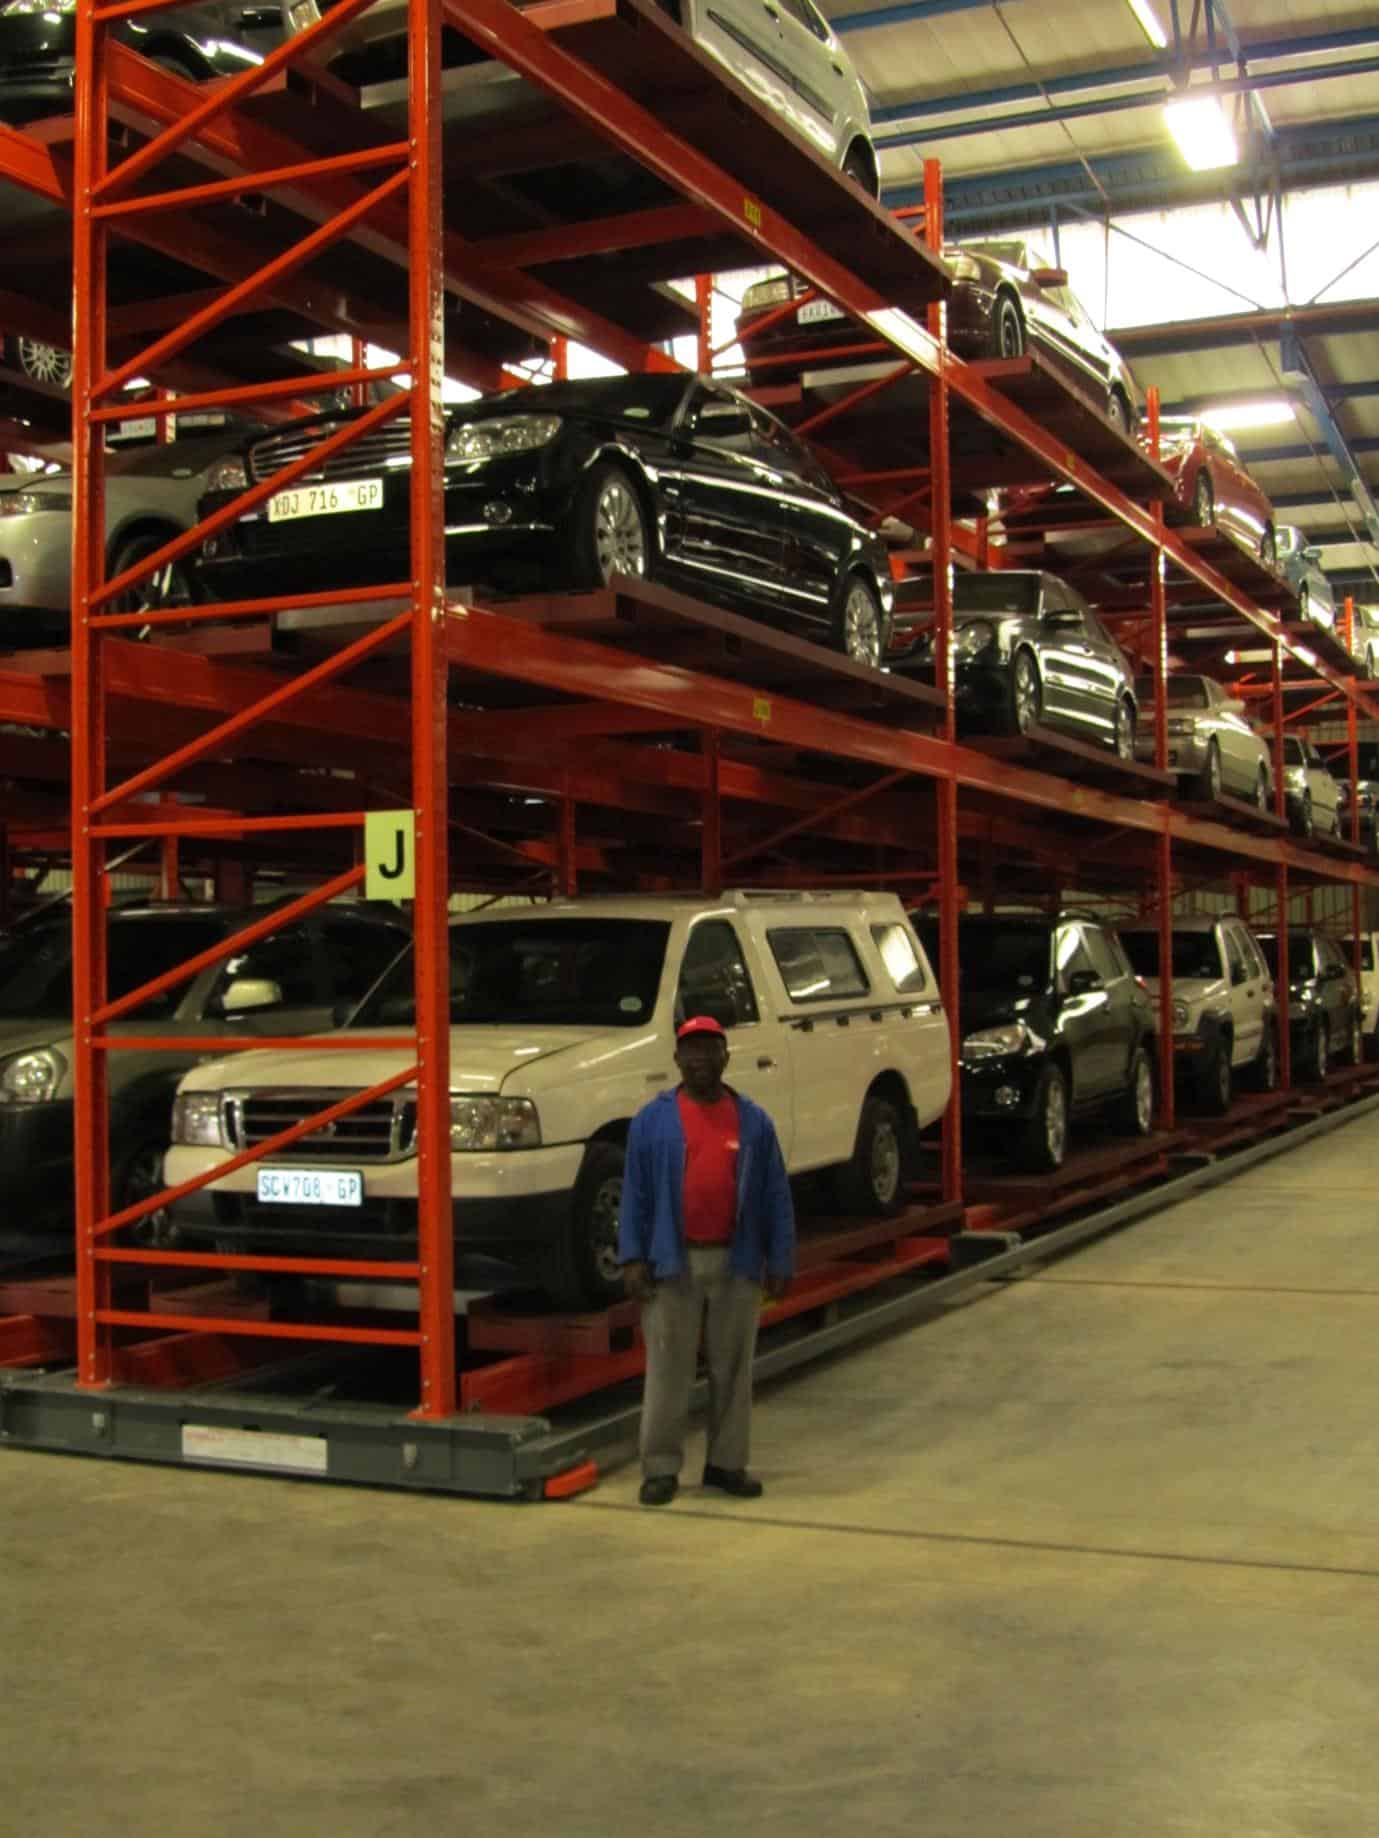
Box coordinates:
[0,900,409,1234]
[912,910,1155,1171]
[1254,929,1362,1080]
[892,570,1138,757]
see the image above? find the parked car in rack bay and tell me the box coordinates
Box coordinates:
[738,239,1139,427]
[0,0,283,124]
[890,568,1139,757]
[1336,779,1379,852]
[1281,734,1341,839]
[0,900,410,1234]
[164,891,952,1309]
[1348,602,1379,676]
[1342,931,1379,1056]
[913,909,1154,1171]
[196,374,897,667]
[285,0,879,190]
[1275,524,1335,630]
[1119,916,1277,1113]
[1157,415,1277,567]
[1132,671,1273,807]
[1255,928,1361,1080]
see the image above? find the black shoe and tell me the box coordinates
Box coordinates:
[702,1464,764,1498]
[639,1475,678,1506]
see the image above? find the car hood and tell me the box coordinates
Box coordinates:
[1136,975,1225,1006]
[0,1018,70,1060]
[175,1024,618,1096]
[961,988,1042,1033]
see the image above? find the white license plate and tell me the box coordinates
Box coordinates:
[798,299,845,325]
[256,1167,363,1207]
[267,478,384,522]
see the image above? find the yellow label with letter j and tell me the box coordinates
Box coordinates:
[365,810,416,900]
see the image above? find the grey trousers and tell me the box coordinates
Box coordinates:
[640,1245,762,1479]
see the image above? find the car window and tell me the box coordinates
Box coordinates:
[1054,925,1097,990]
[677,920,760,1029]
[1082,927,1122,984]
[212,924,324,1010]
[319,920,408,1007]
[1223,926,1250,987]
[1245,933,1270,979]
[768,927,870,1002]
[682,386,753,452]
[871,921,928,994]
[777,0,830,41]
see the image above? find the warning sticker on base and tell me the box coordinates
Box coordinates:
[182,1424,329,1475]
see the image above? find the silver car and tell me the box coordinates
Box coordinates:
[1350,602,1379,678]
[284,0,879,191]
[1134,671,1273,808]
[1281,734,1341,839]
[1275,524,1335,630]
[0,426,247,648]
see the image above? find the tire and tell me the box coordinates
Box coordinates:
[11,337,73,389]
[1193,471,1215,528]
[540,1140,627,1312]
[1017,1063,1069,1172]
[1112,696,1135,760]
[1191,740,1223,802]
[1260,525,1277,570]
[1292,792,1314,841]
[1367,645,1377,680]
[1115,1045,1155,1137]
[833,1095,906,1216]
[834,573,885,669]
[1255,766,1271,813]
[841,143,877,196]
[1248,1023,1278,1093]
[1008,647,1042,736]
[1301,1016,1329,1083]
[989,293,1026,360]
[1196,1038,1233,1115]
[1298,584,1310,622]
[567,461,653,589]
[107,530,195,618]
[1345,1009,1363,1067]
[116,1139,172,1245]
[1107,388,1131,433]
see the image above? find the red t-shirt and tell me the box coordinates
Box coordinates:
[677,1089,740,1245]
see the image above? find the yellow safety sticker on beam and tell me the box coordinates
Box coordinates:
[744,196,763,231]
[753,696,772,724]
[365,809,416,900]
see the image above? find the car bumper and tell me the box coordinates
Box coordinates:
[958,1054,1044,1121]
[0,513,76,630]
[0,1099,75,1227]
[1135,734,1208,774]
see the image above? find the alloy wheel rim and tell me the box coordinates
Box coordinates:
[844,584,881,667]
[1209,747,1221,796]
[1135,1056,1153,1131]
[1000,306,1022,358]
[1045,1077,1068,1162]
[1257,772,1269,810]
[594,479,647,583]
[591,1175,624,1283]
[1115,703,1133,759]
[1014,656,1039,731]
[17,338,72,387]
[871,1118,901,1205]
[1195,477,1212,524]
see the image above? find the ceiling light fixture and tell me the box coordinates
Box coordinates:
[1125,0,1167,50]
[1165,94,1238,172]
[1199,400,1296,432]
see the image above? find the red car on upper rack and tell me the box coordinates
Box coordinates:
[1156,415,1278,568]
[736,238,1141,430]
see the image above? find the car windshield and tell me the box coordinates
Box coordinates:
[916,919,1049,994]
[1135,676,1208,708]
[464,376,687,430]
[1255,933,1313,980]
[1119,930,1222,981]
[1282,738,1305,764]
[1345,938,1375,971]
[349,917,672,1029]
[0,914,229,1019]
[962,240,1027,267]
[953,574,1042,617]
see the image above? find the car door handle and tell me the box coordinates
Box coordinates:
[757,1056,776,1070]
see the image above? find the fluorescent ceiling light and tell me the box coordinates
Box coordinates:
[1200,400,1296,432]
[1126,0,1167,50]
[1165,94,1238,172]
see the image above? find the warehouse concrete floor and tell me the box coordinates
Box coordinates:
[6,1115,1379,1836]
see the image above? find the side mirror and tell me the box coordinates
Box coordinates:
[1066,968,1103,996]
[1222,697,1246,715]
[1028,266,1069,289]
[220,977,284,1015]
[1042,610,1084,630]
[693,407,753,444]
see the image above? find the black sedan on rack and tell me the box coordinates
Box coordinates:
[194,374,897,667]
[889,568,1139,757]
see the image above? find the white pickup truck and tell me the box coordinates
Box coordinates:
[1345,930,1379,1057]
[165,890,952,1308]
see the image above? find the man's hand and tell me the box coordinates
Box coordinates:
[764,1272,792,1303]
[622,1260,656,1303]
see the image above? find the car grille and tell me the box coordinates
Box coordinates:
[247,421,413,485]
[225,1089,417,1161]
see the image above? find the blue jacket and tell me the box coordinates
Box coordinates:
[617,1086,796,1282]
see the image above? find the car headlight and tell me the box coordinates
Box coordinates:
[0,0,76,12]
[0,491,73,517]
[205,458,248,494]
[172,1092,226,1147]
[286,0,319,27]
[741,275,793,310]
[445,414,562,465]
[947,255,982,282]
[449,1094,541,1152]
[0,1046,67,1103]
[1172,1000,1190,1028]
[955,619,996,657]
[1165,718,1196,736]
[962,1022,1030,1059]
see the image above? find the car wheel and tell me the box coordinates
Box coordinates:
[1115,1045,1155,1137]
[833,1095,906,1216]
[835,574,885,669]
[1292,792,1314,840]
[1260,525,1277,570]
[1107,387,1131,433]
[1255,766,1271,812]
[117,1140,172,1245]
[1346,1010,1363,1066]
[1193,471,1215,528]
[1367,645,1378,679]
[1018,1064,1069,1172]
[568,462,653,589]
[1303,1016,1329,1082]
[841,143,877,196]
[1249,1023,1278,1093]
[1298,583,1310,622]
[107,530,195,618]
[1191,739,1223,802]
[1008,647,1042,736]
[541,1139,627,1312]
[989,293,1026,360]
[1195,1039,1233,1115]
[1112,696,1135,760]
[9,336,72,390]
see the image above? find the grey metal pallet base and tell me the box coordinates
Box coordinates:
[4,1088,1377,1500]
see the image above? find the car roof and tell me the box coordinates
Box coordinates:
[1120,916,1232,934]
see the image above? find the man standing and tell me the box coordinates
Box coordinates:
[618,1015,795,1508]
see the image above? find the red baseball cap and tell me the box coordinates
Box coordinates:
[676,1015,727,1042]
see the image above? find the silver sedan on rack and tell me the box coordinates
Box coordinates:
[1133,671,1273,807]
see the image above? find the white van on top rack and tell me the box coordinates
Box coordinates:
[164,890,952,1310]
